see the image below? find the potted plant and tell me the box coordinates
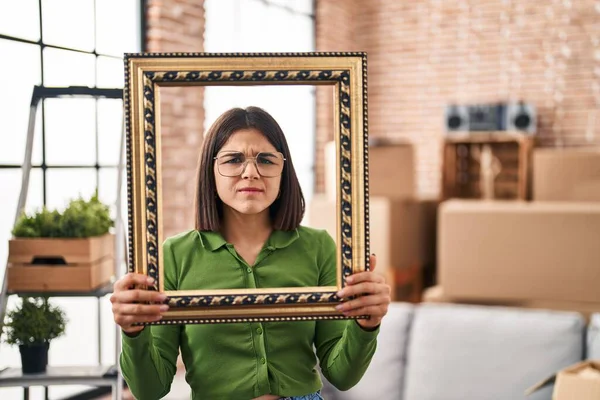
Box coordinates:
[7,192,116,292]
[2,296,67,373]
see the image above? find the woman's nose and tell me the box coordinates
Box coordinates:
[241,160,260,179]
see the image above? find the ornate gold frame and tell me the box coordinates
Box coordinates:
[124,52,370,324]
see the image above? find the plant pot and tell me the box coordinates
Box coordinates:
[19,342,49,374]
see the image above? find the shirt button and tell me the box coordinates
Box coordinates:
[247,267,252,273]
[260,357,266,364]
[256,327,263,335]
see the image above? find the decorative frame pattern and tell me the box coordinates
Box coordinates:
[124,52,369,324]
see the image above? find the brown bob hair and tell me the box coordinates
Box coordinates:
[195,106,305,232]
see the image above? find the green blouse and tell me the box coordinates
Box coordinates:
[120,226,379,400]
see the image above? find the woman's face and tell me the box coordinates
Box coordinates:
[214,129,283,217]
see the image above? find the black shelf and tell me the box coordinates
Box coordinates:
[0,365,118,388]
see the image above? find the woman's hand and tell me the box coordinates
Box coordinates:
[335,255,391,330]
[110,273,170,335]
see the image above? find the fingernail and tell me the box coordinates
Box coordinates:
[346,276,354,283]
[146,277,155,284]
[158,294,168,301]
[160,305,169,312]
[336,290,344,297]
[336,305,344,311]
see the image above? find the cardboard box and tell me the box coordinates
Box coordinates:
[423,285,600,323]
[324,139,415,201]
[438,200,600,304]
[526,360,600,399]
[308,195,438,271]
[533,147,600,202]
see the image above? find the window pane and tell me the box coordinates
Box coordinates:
[204,0,238,52]
[0,168,43,266]
[43,47,95,87]
[41,0,95,52]
[0,0,40,41]
[0,40,41,165]
[98,99,124,166]
[96,0,141,56]
[46,168,97,211]
[97,56,124,88]
[239,0,269,51]
[99,167,127,222]
[44,98,96,166]
[267,0,314,15]
[265,5,313,51]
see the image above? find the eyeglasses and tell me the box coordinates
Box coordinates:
[214,151,286,177]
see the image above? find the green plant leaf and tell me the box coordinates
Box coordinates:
[11,191,114,238]
[2,297,67,346]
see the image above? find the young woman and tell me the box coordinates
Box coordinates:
[110,106,391,400]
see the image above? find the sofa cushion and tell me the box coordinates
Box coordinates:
[403,303,585,400]
[320,302,414,400]
[589,313,600,360]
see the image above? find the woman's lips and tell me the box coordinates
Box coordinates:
[238,188,263,193]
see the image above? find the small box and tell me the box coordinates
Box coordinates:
[7,234,115,292]
[533,147,600,202]
[324,139,415,201]
[526,360,600,399]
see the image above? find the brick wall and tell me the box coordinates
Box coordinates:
[146,0,205,239]
[316,0,600,196]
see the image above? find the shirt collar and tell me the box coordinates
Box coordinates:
[198,229,299,252]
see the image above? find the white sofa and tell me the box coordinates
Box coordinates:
[321,303,595,400]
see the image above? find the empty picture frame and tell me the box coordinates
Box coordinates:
[124,52,370,324]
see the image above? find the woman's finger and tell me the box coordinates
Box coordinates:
[345,271,386,286]
[337,281,388,299]
[111,289,167,305]
[113,272,155,291]
[336,293,389,313]
[369,254,377,272]
[342,304,388,318]
[113,303,169,316]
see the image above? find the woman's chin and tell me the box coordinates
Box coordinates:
[227,202,271,216]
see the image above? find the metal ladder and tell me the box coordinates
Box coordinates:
[0,85,128,400]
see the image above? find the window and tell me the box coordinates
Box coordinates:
[0,1,141,398]
[204,0,316,210]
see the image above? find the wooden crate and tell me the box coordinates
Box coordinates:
[442,132,534,201]
[7,233,115,292]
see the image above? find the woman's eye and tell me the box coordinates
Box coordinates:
[224,156,243,164]
[258,157,273,164]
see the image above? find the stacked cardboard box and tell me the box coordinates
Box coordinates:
[430,146,600,318]
[533,148,600,202]
[432,199,600,318]
[310,139,438,302]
